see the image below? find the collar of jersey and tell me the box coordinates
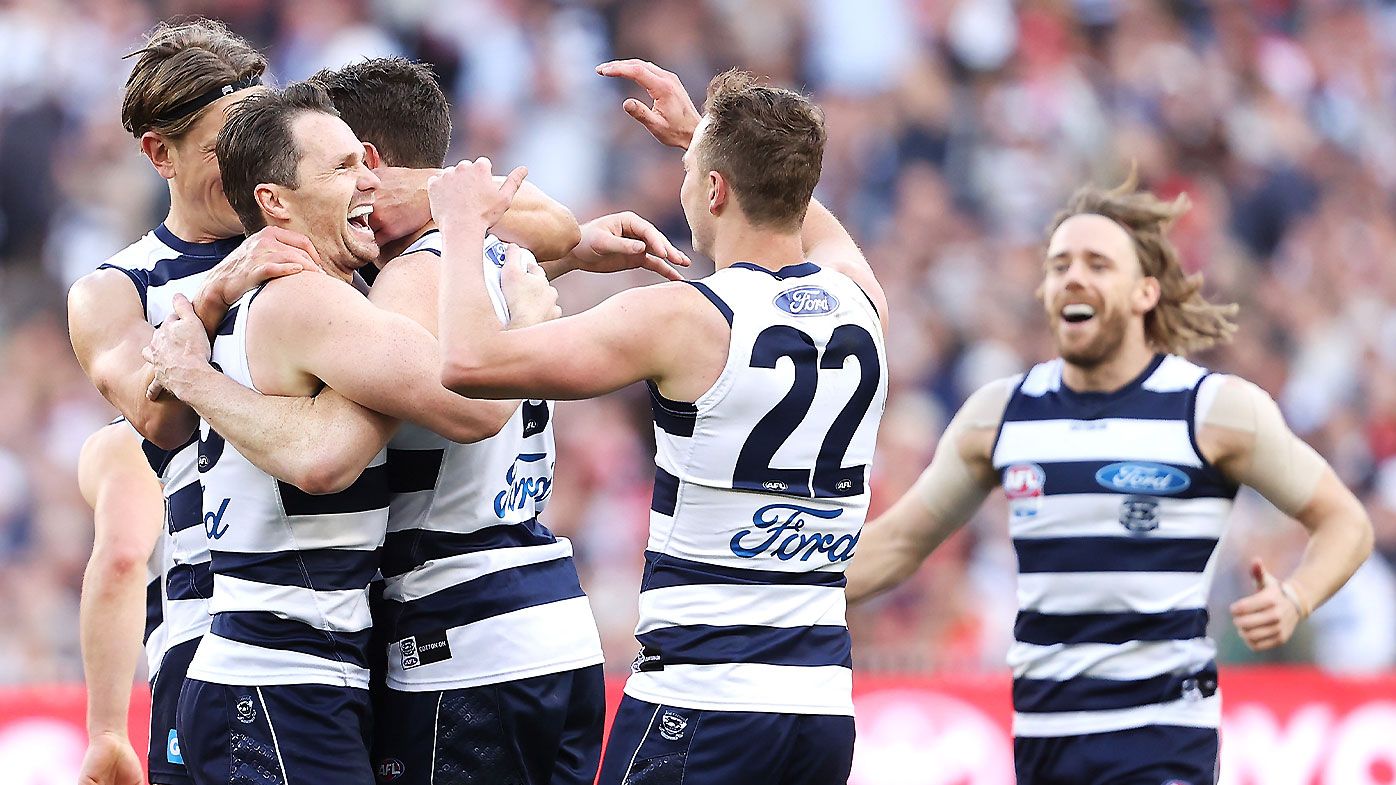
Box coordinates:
[730,261,821,279]
[155,223,245,258]
[1057,352,1167,403]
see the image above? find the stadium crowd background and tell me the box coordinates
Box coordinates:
[1,0,1395,685]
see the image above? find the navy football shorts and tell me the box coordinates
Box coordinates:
[597,695,855,785]
[148,637,199,785]
[1014,724,1219,785]
[372,664,605,785]
[177,678,374,785]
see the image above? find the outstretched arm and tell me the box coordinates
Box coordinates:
[76,422,163,785]
[1206,378,1374,651]
[845,379,1008,603]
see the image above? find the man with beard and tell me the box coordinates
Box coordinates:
[844,177,1374,784]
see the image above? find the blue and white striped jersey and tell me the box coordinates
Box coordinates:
[378,230,603,691]
[628,261,887,716]
[189,284,389,689]
[990,354,1236,737]
[99,225,240,679]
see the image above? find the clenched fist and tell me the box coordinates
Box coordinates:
[500,244,561,329]
[427,157,527,232]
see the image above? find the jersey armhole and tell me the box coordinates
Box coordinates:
[1187,373,1236,487]
[987,374,1027,469]
[96,264,151,323]
[684,280,734,325]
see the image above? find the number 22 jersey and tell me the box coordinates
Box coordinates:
[628,261,888,716]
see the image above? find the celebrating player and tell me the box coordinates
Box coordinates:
[427,61,888,785]
[844,177,1374,784]
[66,21,310,785]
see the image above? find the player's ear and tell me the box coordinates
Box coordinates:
[254,183,292,224]
[1134,276,1161,314]
[362,142,382,170]
[140,131,177,180]
[708,170,727,215]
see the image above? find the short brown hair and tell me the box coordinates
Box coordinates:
[217,83,339,233]
[308,58,451,169]
[697,70,826,231]
[121,19,267,140]
[1049,173,1239,355]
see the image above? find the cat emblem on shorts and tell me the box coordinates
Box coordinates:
[235,696,256,724]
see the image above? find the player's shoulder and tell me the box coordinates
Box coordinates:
[248,268,362,327]
[959,375,1018,427]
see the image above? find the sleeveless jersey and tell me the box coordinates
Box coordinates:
[627,261,888,715]
[189,284,390,688]
[378,230,603,691]
[990,354,1237,737]
[98,225,241,678]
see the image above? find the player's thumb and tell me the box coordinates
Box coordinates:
[1249,558,1272,591]
[624,98,661,127]
[501,244,529,282]
[172,293,196,320]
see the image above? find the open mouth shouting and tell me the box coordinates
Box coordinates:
[1060,303,1096,324]
[347,203,375,241]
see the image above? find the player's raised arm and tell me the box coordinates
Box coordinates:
[75,423,164,785]
[846,378,1011,603]
[1204,377,1375,651]
[371,164,581,262]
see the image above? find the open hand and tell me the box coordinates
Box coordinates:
[203,226,317,307]
[427,158,527,231]
[596,59,701,149]
[144,294,212,401]
[500,244,561,329]
[1230,558,1307,651]
[566,212,692,281]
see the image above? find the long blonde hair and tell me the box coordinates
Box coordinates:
[1048,173,1238,355]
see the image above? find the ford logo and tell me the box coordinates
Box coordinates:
[1094,462,1191,495]
[773,286,839,316]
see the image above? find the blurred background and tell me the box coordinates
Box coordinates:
[3,0,1396,692]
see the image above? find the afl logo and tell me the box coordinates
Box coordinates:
[1095,462,1191,495]
[773,286,839,316]
[377,758,405,782]
[1002,463,1045,499]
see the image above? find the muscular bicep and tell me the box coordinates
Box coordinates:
[78,423,164,559]
[69,271,197,448]
[287,279,513,442]
[1199,377,1325,517]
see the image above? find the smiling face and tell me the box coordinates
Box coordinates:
[1041,214,1160,368]
[275,111,380,271]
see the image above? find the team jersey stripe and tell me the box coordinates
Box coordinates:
[995,419,1202,467]
[1007,459,1236,499]
[637,623,851,668]
[166,562,213,601]
[277,463,389,516]
[380,518,555,579]
[636,583,845,633]
[381,556,585,636]
[212,548,380,592]
[1017,571,1214,616]
[647,381,697,437]
[166,482,203,533]
[215,304,239,336]
[1004,388,1194,423]
[652,468,679,516]
[211,611,373,670]
[1014,608,1210,647]
[685,281,734,325]
[641,550,846,591]
[386,448,444,493]
[1009,639,1217,682]
[383,540,572,602]
[1013,536,1219,574]
[1012,661,1217,714]
[144,578,163,645]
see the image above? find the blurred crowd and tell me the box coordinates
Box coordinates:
[3,0,1396,684]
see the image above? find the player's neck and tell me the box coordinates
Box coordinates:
[162,205,236,245]
[1061,339,1158,393]
[379,221,436,265]
[708,224,805,272]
